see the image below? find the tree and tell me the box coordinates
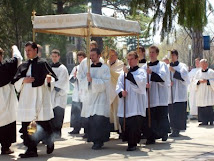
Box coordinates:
[130,0,214,66]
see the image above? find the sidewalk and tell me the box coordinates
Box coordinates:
[1,106,214,161]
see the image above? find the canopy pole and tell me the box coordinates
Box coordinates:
[87,3,91,75]
[137,34,140,54]
[31,10,36,42]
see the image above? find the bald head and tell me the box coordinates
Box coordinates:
[200,59,208,70]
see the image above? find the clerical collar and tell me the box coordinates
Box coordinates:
[170,61,179,67]
[129,66,139,72]
[139,58,146,64]
[148,60,159,66]
[91,62,102,67]
[202,68,208,72]
[28,56,38,63]
[50,62,62,68]
[110,61,116,66]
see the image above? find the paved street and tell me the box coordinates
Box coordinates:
[1,105,214,161]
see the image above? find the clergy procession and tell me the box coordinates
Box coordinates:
[1,39,214,159]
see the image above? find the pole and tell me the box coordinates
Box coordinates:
[87,5,91,86]
[31,10,36,42]
[123,70,126,131]
[147,63,151,128]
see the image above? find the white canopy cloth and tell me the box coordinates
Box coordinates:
[33,13,141,37]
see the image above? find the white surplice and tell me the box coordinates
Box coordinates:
[15,65,55,122]
[193,69,214,107]
[142,61,170,108]
[168,62,190,104]
[51,64,69,109]
[78,63,111,118]
[188,67,200,115]
[116,67,147,118]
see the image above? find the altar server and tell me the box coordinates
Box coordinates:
[188,58,200,119]
[116,51,147,151]
[78,48,111,150]
[50,49,69,138]
[142,45,170,144]
[12,41,58,158]
[194,59,214,126]
[168,49,189,137]
[0,46,22,155]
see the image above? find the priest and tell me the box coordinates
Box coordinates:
[194,59,214,126]
[107,49,124,132]
[78,48,111,150]
[168,49,189,137]
[116,51,147,151]
[12,41,58,158]
[0,46,22,155]
[50,49,69,138]
[142,45,170,144]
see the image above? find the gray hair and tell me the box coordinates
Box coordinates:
[200,59,208,63]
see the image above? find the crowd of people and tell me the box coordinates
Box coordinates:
[0,40,214,158]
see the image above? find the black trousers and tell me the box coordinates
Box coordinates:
[198,106,214,123]
[70,101,82,132]
[143,106,170,140]
[87,115,110,144]
[168,102,187,131]
[22,120,53,152]
[0,121,16,151]
[119,116,143,146]
[51,106,65,137]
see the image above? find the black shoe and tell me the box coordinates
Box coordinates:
[141,134,146,139]
[19,151,38,158]
[68,130,79,135]
[126,146,136,151]
[146,139,155,145]
[169,132,179,137]
[82,134,88,139]
[210,121,213,125]
[162,134,168,141]
[91,143,103,150]
[1,149,14,155]
[199,122,208,126]
[20,134,23,139]
[47,143,54,154]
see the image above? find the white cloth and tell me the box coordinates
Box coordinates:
[0,84,18,126]
[194,69,214,107]
[116,67,147,118]
[188,68,200,115]
[142,61,170,108]
[78,63,111,118]
[168,62,190,104]
[15,65,55,122]
[51,64,69,109]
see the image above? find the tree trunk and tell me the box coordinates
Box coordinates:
[191,30,203,66]
[57,1,64,14]
[91,0,103,51]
